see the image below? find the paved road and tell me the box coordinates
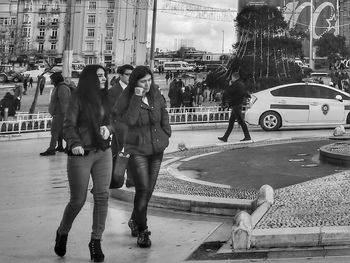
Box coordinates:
[1,128,350,262]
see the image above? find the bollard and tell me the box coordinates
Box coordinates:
[231,211,252,250]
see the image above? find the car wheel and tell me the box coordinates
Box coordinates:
[0,74,7,83]
[13,77,19,82]
[260,111,282,131]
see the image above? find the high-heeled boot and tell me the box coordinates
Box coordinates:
[89,239,104,262]
[54,229,68,257]
[137,228,151,248]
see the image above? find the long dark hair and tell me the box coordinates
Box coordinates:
[75,64,110,147]
[125,66,156,99]
[76,64,108,105]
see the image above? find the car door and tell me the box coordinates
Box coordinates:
[307,84,345,124]
[270,85,309,123]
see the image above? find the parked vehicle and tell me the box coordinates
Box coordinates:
[163,61,193,72]
[0,65,23,83]
[50,62,85,78]
[245,82,350,131]
[21,69,52,82]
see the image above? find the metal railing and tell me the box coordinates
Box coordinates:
[0,106,231,134]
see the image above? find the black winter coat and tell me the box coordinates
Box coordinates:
[222,79,250,107]
[63,93,113,151]
[111,86,171,156]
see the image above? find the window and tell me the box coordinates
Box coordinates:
[24,41,30,51]
[39,17,45,25]
[86,42,94,51]
[39,28,45,36]
[87,29,95,37]
[108,1,115,9]
[88,15,96,24]
[106,28,113,38]
[52,28,57,37]
[23,14,30,23]
[38,42,44,52]
[9,45,14,53]
[271,85,308,98]
[52,17,59,25]
[23,27,30,37]
[50,43,56,50]
[11,18,16,25]
[106,42,112,50]
[107,15,114,24]
[308,85,342,99]
[88,1,96,9]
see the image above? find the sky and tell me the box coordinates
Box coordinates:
[148,0,238,54]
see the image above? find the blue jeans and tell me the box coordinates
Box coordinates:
[130,152,164,231]
[58,148,112,239]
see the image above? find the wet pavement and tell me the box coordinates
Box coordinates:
[1,127,350,262]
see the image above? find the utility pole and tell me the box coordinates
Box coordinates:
[62,0,76,79]
[222,30,224,54]
[309,0,315,70]
[150,0,157,72]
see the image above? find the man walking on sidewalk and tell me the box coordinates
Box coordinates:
[218,71,251,142]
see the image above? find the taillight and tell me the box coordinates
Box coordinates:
[246,95,257,109]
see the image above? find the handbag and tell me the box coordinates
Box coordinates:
[110,147,130,189]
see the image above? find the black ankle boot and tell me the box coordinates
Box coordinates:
[137,228,151,248]
[128,218,139,237]
[54,230,68,257]
[89,239,104,262]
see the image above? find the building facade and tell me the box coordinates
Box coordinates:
[0,0,148,67]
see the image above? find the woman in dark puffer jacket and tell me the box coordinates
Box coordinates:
[54,65,113,262]
[111,65,171,248]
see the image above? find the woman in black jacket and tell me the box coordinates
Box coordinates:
[111,66,171,248]
[54,65,113,262]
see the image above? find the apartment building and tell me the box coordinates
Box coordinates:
[1,0,148,67]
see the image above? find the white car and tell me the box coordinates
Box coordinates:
[21,69,52,82]
[245,82,350,131]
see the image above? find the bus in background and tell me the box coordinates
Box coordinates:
[163,61,193,72]
[51,62,85,78]
[71,62,85,78]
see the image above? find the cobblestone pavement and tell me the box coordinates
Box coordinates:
[256,171,350,228]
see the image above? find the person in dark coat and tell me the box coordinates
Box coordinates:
[218,71,251,142]
[168,78,181,108]
[111,66,171,248]
[108,64,135,188]
[54,65,113,262]
[0,92,16,120]
[40,72,71,156]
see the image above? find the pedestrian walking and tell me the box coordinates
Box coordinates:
[23,76,28,95]
[28,77,33,88]
[108,64,135,188]
[218,71,251,142]
[40,72,71,156]
[54,65,113,262]
[111,65,171,248]
[13,84,23,110]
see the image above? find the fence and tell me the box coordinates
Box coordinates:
[0,106,231,135]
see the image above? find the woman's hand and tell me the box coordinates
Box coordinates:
[72,146,84,155]
[100,126,110,140]
[134,87,146,97]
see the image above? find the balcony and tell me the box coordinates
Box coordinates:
[36,35,45,42]
[51,8,60,13]
[104,50,112,55]
[22,21,31,25]
[106,23,114,27]
[49,22,59,27]
[105,36,113,41]
[107,9,114,13]
[39,8,47,13]
[23,7,30,12]
[49,35,58,42]
[37,22,46,27]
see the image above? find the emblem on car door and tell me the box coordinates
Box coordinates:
[322,104,329,115]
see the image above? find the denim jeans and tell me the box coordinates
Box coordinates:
[130,152,164,231]
[58,148,112,239]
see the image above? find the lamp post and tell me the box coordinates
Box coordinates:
[309,0,315,70]
[150,0,157,72]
